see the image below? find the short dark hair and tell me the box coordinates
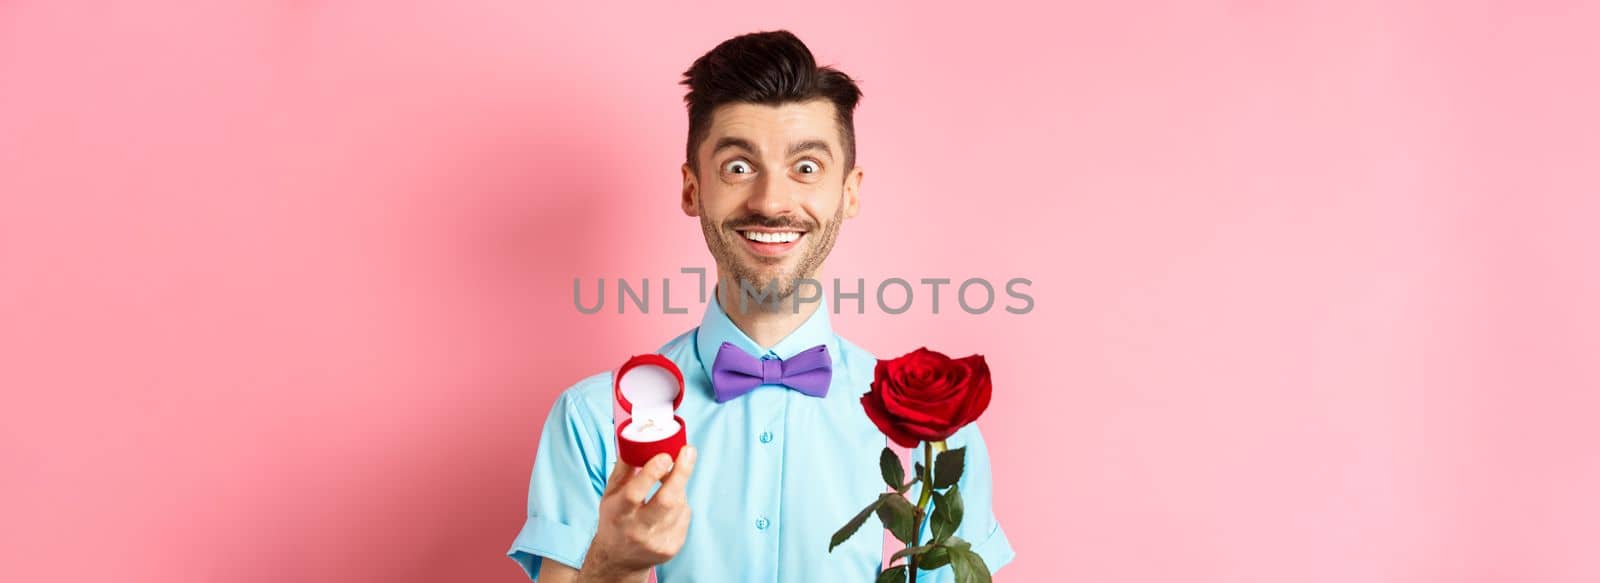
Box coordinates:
[681,30,863,175]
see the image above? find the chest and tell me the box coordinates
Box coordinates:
[669,385,892,577]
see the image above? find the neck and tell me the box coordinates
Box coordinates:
[715,274,822,350]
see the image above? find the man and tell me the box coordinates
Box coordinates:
[507,30,1014,582]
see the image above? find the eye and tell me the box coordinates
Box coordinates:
[793,160,821,175]
[722,159,755,175]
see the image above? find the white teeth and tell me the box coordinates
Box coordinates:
[742,231,801,244]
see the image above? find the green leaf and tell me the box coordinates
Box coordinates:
[876,565,908,583]
[876,493,918,544]
[930,485,965,543]
[942,535,972,551]
[880,447,904,490]
[920,545,952,569]
[933,446,967,489]
[830,494,890,552]
[889,544,934,564]
[915,461,926,480]
[929,491,952,543]
[948,546,992,583]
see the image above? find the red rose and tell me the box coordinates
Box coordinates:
[860,347,993,448]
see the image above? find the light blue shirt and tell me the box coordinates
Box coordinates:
[507,295,1014,581]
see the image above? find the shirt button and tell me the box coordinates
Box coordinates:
[755,517,770,530]
[758,431,774,443]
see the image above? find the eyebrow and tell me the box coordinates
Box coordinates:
[786,139,833,160]
[711,136,757,157]
[710,137,835,160]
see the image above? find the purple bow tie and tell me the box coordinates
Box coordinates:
[711,341,832,403]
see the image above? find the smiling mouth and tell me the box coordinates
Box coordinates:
[736,229,806,256]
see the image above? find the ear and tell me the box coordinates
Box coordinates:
[841,165,864,219]
[681,163,699,217]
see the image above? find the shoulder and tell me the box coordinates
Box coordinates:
[835,334,877,363]
[654,328,698,362]
[549,370,614,429]
[834,335,879,394]
[552,328,701,422]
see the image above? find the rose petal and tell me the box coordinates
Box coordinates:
[861,392,921,448]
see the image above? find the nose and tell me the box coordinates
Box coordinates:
[745,168,797,218]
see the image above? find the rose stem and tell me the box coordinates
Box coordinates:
[908,440,934,583]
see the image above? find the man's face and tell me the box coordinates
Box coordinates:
[681,99,864,304]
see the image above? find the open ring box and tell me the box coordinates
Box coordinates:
[613,354,687,467]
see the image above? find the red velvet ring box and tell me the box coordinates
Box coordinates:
[614,354,688,467]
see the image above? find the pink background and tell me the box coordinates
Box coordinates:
[3,2,1597,582]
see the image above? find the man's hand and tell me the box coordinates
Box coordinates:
[568,445,697,583]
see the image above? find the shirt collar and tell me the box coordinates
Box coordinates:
[694,288,840,385]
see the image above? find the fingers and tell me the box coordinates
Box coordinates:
[651,445,697,505]
[618,453,674,504]
[603,456,635,496]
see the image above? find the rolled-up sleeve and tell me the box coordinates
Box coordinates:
[507,379,613,580]
[911,421,1016,582]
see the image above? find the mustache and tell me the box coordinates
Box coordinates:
[723,214,815,231]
